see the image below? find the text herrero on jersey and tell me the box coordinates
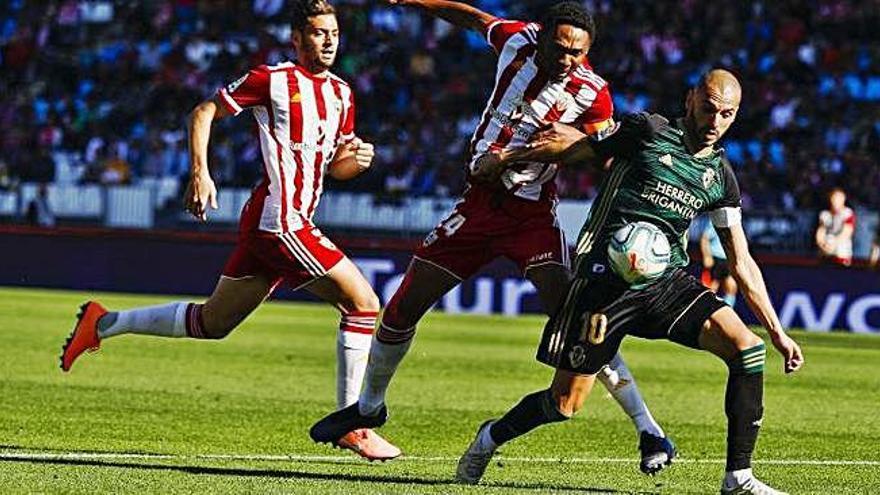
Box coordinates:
[575,112,742,281]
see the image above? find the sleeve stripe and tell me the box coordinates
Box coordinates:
[485,18,504,44]
[217,88,244,115]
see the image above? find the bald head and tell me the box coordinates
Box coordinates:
[685,69,742,150]
[698,69,742,107]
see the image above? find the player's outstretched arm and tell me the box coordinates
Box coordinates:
[469,123,596,184]
[385,0,494,34]
[185,97,229,221]
[717,223,805,373]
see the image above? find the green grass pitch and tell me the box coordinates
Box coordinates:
[1,287,879,494]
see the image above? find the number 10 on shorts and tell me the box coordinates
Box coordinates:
[423,212,466,247]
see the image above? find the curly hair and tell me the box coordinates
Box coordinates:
[540,1,596,42]
[292,0,336,32]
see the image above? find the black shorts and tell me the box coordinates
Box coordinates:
[537,268,727,374]
[710,257,730,280]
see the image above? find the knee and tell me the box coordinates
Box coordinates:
[549,387,581,418]
[735,331,764,352]
[342,290,380,315]
[381,293,417,329]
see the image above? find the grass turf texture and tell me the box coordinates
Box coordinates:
[1,287,878,494]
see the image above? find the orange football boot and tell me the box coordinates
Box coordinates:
[60,301,108,372]
[336,428,402,462]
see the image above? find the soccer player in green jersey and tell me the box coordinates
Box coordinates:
[455,70,804,495]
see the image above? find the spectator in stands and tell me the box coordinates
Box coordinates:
[25,183,54,227]
[0,159,18,191]
[815,187,856,266]
[1,1,878,217]
[870,223,880,270]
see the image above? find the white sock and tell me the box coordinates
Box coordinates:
[97,302,188,339]
[358,327,413,416]
[724,467,754,487]
[477,421,498,452]
[597,352,664,438]
[336,328,372,409]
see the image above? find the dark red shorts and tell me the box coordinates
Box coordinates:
[415,185,569,279]
[222,222,345,289]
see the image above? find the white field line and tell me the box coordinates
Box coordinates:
[1,451,879,467]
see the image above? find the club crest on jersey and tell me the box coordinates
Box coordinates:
[569,344,587,368]
[227,73,249,93]
[556,92,576,112]
[659,154,673,167]
[702,167,717,189]
[291,92,302,103]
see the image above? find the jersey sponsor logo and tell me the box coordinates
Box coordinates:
[702,168,717,189]
[639,180,706,220]
[290,141,336,154]
[659,154,673,167]
[555,92,576,113]
[527,251,555,265]
[489,93,543,139]
[227,73,249,93]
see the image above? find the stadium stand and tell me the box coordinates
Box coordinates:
[1,1,878,250]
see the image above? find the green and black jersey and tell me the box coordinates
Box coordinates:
[574,112,741,283]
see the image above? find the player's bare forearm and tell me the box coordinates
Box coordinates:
[185,97,227,221]
[187,98,228,176]
[512,123,599,168]
[718,225,784,336]
[731,254,784,335]
[388,0,493,33]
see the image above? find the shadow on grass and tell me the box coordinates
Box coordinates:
[0,455,657,493]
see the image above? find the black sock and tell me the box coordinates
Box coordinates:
[489,389,570,446]
[725,370,764,471]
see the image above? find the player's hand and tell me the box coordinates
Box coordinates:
[526,122,588,162]
[184,172,218,222]
[703,256,715,269]
[470,152,506,186]
[349,138,375,171]
[770,331,804,374]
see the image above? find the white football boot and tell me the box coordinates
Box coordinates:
[721,470,789,495]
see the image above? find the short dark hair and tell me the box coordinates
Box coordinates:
[292,0,336,32]
[539,1,596,42]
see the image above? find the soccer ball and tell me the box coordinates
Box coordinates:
[607,221,671,285]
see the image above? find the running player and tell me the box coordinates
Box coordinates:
[310,0,675,474]
[59,0,400,461]
[455,70,804,494]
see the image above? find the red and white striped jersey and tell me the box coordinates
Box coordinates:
[217,61,356,233]
[469,18,614,201]
[819,206,856,261]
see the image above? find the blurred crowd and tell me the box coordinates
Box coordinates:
[1,0,879,212]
